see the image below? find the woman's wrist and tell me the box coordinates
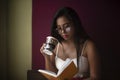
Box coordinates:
[44,55,51,60]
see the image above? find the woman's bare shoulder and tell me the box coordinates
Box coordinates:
[86,39,96,47]
[85,39,99,58]
[83,39,97,56]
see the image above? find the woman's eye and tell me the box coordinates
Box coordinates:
[56,28,61,31]
[58,28,61,30]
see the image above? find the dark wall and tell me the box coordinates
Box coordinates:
[32,0,120,79]
[0,0,7,80]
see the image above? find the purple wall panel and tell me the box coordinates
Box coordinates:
[32,0,120,79]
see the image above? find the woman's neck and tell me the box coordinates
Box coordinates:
[62,39,75,48]
[61,39,77,59]
[63,38,74,43]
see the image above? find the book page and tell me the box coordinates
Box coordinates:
[38,59,78,80]
[38,69,57,77]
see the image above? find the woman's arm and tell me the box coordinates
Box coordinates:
[86,40,101,80]
[44,54,58,73]
[40,43,58,73]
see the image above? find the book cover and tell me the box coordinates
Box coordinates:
[38,60,78,80]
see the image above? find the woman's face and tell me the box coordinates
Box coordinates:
[56,16,75,41]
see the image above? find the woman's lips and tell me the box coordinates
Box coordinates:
[62,35,68,38]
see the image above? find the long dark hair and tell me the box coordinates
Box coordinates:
[51,7,89,67]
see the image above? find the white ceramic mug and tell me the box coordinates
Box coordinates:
[43,36,58,55]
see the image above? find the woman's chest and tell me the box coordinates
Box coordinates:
[58,45,77,59]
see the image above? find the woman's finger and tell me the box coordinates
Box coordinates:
[40,43,46,53]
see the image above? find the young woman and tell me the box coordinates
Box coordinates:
[40,7,100,80]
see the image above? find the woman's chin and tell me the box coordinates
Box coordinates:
[63,37,70,41]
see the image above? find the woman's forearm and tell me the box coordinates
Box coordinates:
[44,57,58,73]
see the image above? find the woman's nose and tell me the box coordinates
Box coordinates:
[61,29,66,34]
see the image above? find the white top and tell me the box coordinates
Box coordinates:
[55,40,89,78]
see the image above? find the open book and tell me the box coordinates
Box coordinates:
[38,59,78,80]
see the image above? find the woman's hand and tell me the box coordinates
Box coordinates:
[40,43,56,58]
[40,43,46,56]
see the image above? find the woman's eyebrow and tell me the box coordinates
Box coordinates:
[57,22,70,27]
